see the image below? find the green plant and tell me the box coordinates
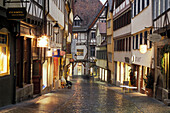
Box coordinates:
[143,73,154,90]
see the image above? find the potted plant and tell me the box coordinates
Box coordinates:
[143,72,154,97]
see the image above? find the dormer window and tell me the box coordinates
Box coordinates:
[74,20,81,26]
[74,15,82,27]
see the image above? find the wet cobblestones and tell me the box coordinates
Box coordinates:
[1,78,170,113]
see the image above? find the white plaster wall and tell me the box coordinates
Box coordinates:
[76,45,87,60]
[113,24,131,38]
[114,51,132,63]
[131,2,152,34]
[49,0,64,28]
[131,47,154,68]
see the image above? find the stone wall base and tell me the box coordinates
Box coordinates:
[16,84,33,102]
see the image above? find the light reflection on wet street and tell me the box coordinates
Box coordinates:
[56,79,141,113]
[1,78,170,113]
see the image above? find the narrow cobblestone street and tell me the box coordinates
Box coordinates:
[1,77,170,113]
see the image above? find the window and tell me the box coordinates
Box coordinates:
[74,20,81,26]
[0,33,9,75]
[150,29,152,48]
[91,32,96,39]
[113,10,131,30]
[144,31,147,45]
[147,0,149,6]
[107,36,111,44]
[96,50,107,60]
[136,35,138,49]
[126,38,128,51]
[133,0,149,17]
[90,46,95,57]
[133,36,135,49]
[134,0,136,16]
[138,0,140,14]
[114,40,117,51]
[140,33,143,44]
[73,33,78,39]
[77,49,84,56]
[108,53,112,62]
[115,0,125,8]
[129,37,131,51]
[142,0,145,10]
[107,20,111,28]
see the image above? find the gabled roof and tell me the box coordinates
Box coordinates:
[74,15,82,21]
[88,1,107,29]
[73,0,103,28]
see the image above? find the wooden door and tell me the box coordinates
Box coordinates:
[32,60,42,94]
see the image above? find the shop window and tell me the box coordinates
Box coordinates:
[0,33,9,75]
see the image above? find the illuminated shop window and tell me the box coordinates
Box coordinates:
[0,33,9,75]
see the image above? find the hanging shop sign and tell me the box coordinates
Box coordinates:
[148,33,161,42]
[37,36,49,47]
[6,7,27,20]
[52,49,60,57]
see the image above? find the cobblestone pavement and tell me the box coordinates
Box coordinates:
[1,77,170,113]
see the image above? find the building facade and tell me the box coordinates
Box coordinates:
[152,0,170,103]
[96,22,107,81]
[106,0,114,84]
[113,0,132,86]
[131,0,154,93]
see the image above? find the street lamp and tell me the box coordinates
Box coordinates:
[53,21,60,34]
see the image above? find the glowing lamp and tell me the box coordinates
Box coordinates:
[140,44,147,54]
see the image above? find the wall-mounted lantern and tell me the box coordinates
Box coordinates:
[53,21,60,34]
[139,44,147,54]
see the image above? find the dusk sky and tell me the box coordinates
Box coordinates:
[100,0,107,4]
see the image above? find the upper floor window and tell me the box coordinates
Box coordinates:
[132,0,150,18]
[115,0,125,8]
[113,10,131,30]
[107,20,111,28]
[77,49,84,56]
[91,32,96,39]
[73,15,82,26]
[107,36,111,44]
[90,46,95,57]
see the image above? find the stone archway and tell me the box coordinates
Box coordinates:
[155,75,163,100]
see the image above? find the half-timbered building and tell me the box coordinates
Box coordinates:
[153,0,170,104]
